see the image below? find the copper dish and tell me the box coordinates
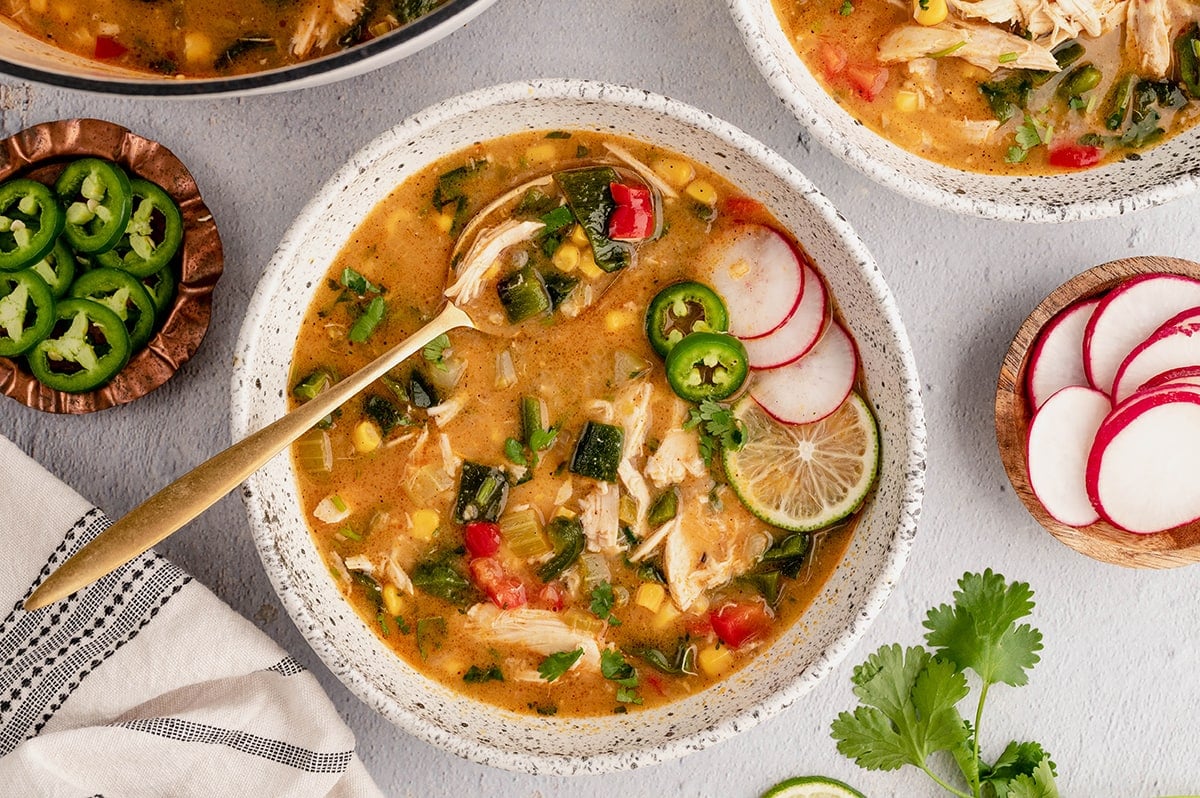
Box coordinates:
[0,118,222,414]
[995,255,1200,568]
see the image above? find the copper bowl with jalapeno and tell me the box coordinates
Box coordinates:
[0,118,223,414]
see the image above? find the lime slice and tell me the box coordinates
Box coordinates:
[760,775,867,798]
[724,392,879,531]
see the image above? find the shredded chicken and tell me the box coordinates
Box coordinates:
[954,118,1003,145]
[644,429,706,489]
[443,219,545,305]
[602,142,678,199]
[615,382,654,541]
[580,482,621,552]
[878,20,1061,71]
[466,604,601,670]
[906,58,942,103]
[291,0,365,57]
[629,514,681,563]
[554,478,574,506]
[1126,0,1173,76]
[384,552,415,595]
[663,506,771,611]
[427,395,468,426]
[343,554,373,573]
[438,433,462,478]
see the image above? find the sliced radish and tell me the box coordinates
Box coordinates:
[701,224,803,340]
[1026,297,1099,408]
[1138,364,1200,392]
[749,323,857,424]
[1026,386,1111,527]
[1112,318,1200,402]
[743,264,830,369]
[1083,274,1200,394]
[1087,388,1200,533]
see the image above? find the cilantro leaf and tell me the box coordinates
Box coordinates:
[983,742,1057,797]
[529,425,559,453]
[684,399,746,468]
[504,437,528,466]
[462,664,504,683]
[1003,756,1059,798]
[924,569,1043,688]
[422,333,452,372]
[589,581,622,626]
[538,648,584,682]
[600,649,642,704]
[340,267,380,295]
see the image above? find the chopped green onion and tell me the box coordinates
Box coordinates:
[998,52,1018,63]
[929,41,967,58]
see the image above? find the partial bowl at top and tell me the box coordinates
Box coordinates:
[0,0,496,97]
[729,0,1200,222]
[230,79,925,774]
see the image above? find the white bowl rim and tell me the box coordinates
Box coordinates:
[726,0,1200,223]
[230,77,927,773]
[0,0,497,97]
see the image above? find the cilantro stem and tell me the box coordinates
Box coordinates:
[972,680,990,798]
[918,764,973,798]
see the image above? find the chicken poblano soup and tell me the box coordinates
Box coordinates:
[773,0,1200,172]
[0,0,449,77]
[289,130,881,716]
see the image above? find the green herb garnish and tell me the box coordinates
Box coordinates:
[349,296,386,343]
[589,581,622,626]
[684,398,746,468]
[538,648,585,682]
[340,267,380,296]
[463,664,504,683]
[422,333,451,372]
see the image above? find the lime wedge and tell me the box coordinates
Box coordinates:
[760,775,867,798]
[724,392,879,531]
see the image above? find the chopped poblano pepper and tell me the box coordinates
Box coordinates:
[569,421,625,482]
[554,167,631,272]
[453,461,510,523]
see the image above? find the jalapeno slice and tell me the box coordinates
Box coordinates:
[140,264,177,323]
[0,179,66,272]
[54,158,133,255]
[29,238,76,298]
[0,269,55,356]
[27,298,131,392]
[664,331,749,402]
[95,179,184,277]
[645,281,729,358]
[69,267,157,349]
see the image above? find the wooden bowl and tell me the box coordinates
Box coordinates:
[0,118,223,413]
[995,255,1200,568]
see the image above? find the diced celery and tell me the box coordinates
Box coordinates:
[499,508,552,559]
[294,429,333,475]
[579,551,611,591]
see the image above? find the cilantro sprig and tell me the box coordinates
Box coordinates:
[684,398,746,468]
[538,647,584,682]
[831,570,1054,798]
[422,333,452,372]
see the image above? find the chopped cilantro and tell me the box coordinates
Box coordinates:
[538,648,584,682]
[422,333,451,372]
[463,664,504,683]
[601,649,642,705]
[504,437,528,466]
[349,296,387,343]
[340,267,380,296]
[684,399,747,468]
[839,0,854,14]
[589,581,622,626]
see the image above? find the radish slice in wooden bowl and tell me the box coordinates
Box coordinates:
[701,224,803,340]
[1026,297,1099,409]
[1138,364,1200,392]
[750,322,856,424]
[1112,315,1200,403]
[742,263,830,369]
[1025,386,1110,527]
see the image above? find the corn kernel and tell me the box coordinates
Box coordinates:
[635,583,666,614]
[685,179,717,206]
[183,32,213,67]
[411,509,439,541]
[651,600,682,631]
[652,158,696,190]
[552,506,578,520]
[578,249,604,279]
[382,584,407,616]
[525,142,558,164]
[698,646,734,676]
[434,212,455,233]
[352,420,382,454]
[569,224,590,247]
[894,90,920,112]
[913,0,948,25]
[53,3,74,23]
[605,309,634,332]
[552,243,580,272]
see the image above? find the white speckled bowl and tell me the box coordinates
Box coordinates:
[230,79,926,774]
[729,0,1200,222]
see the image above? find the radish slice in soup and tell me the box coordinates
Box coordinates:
[701,224,803,340]
[1026,297,1098,408]
[743,264,830,369]
[1083,275,1200,394]
[750,323,857,425]
[1087,388,1200,534]
[1025,386,1110,527]
[1112,316,1200,403]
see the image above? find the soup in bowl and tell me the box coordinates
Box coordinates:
[231,80,925,772]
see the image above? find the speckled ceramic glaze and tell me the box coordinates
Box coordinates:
[729,0,1200,222]
[0,0,496,97]
[230,79,926,774]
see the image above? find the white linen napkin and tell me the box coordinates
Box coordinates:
[0,435,383,797]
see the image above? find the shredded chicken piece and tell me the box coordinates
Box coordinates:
[443,219,545,305]
[629,514,681,563]
[947,0,1117,45]
[427,395,467,426]
[554,478,574,506]
[580,482,620,552]
[1126,0,1173,76]
[384,552,415,595]
[663,506,771,611]
[466,604,601,670]
[644,429,706,489]
[291,0,366,57]
[878,20,1060,71]
[586,399,615,424]
[453,174,548,256]
[343,554,373,573]
[602,142,678,199]
[438,433,462,478]
[905,58,942,103]
[329,551,352,589]
[954,118,1002,145]
[615,383,654,540]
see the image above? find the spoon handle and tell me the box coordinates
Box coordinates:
[24,302,474,611]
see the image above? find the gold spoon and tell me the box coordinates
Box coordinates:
[24,166,649,610]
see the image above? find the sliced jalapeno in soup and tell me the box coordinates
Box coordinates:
[69,267,158,349]
[645,281,729,358]
[28,239,76,298]
[96,179,184,277]
[0,179,66,272]
[664,331,749,402]
[54,158,133,255]
[0,269,56,356]
[27,298,131,392]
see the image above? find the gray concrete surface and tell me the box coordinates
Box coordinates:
[3,1,1198,795]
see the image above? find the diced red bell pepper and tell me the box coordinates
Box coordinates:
[463,521,502,558]
[469,557,527,610]
[94,36,128,60]
[818,41,849,78]
[709,601,773,649]
[607,182,655,241]
[844,63,889,101]
[1047,143,1104,169]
